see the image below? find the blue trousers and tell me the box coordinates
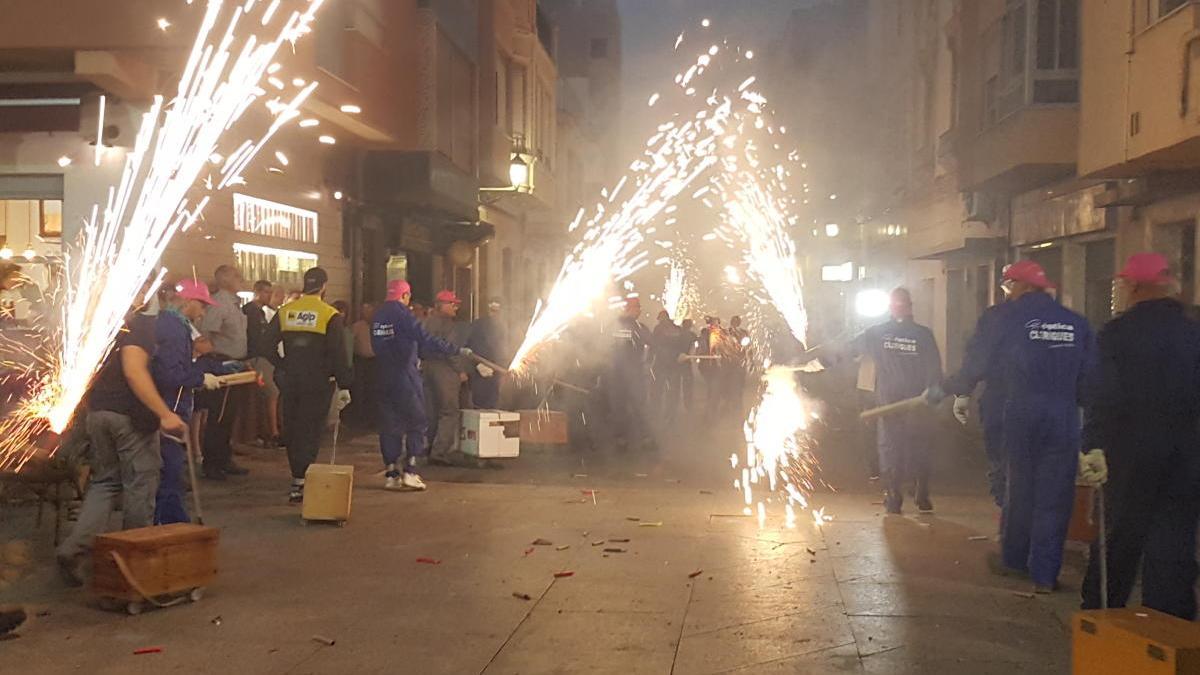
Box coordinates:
[979,395,1007,507]
[878,412,932,504]
[378,391,428,474]
[155,435,190,525]
[1001,404,1079,587]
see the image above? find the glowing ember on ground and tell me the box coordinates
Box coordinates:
[0,0,325,472]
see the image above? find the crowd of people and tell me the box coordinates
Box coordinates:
[851,252,1200,620]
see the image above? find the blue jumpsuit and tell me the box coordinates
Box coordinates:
[965,304,1009,507]
[371,301,458,474]
[945,291,1095,587]
[1081,298,1200,619]
[855,319,942,507]
[151,309,218,525]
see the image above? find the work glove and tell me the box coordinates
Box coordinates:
[922,384,946,406]
[459,347,474,357]
[476,363,495,378]
[952,396,970,425]
[1077,449,1108,487]
[202,373,221,390]
[333,389,352,412]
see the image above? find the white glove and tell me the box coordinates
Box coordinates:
[334,389,352,412]
[476,363,495,378]
[1077,449,1108,487]
[952,396,970,425]
[202,373,221,390]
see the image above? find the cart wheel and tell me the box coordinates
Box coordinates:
[126,601,145,615]
[189,587,205,602]
[336,520,347,528]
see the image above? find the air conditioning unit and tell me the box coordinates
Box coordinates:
[963,192,995,224]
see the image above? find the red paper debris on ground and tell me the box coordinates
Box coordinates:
[133,647,163,655]
[415,557,441,565]
[524,547,535,556]
[688,569,704,578]
[553,571,575,578]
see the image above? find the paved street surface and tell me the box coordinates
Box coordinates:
[0,417,1083,674]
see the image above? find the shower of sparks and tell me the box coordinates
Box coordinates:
[507,49,741,372]
[659,258,697,322]
[0,0,325,472]
[740,367,825,528]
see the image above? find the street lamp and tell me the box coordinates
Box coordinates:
[480,134,534,199]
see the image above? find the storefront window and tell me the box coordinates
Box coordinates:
[0,198,62,243]
[233,242,318,291]
[233,194,318,244]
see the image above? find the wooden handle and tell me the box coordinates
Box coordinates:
[858,395,925,421]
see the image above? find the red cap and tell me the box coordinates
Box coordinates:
[1003,260,1055,289]
[176,279,216,306]
[434,289,461,305]
[1118,252,1171,284]
[386,279,412,301]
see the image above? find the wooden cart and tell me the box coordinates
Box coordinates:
[92,523,219,614]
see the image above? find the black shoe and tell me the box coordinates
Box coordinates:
[916,497,934,513]
[201,467,227,481]
[56,554,83,587]
[223,462,249,476]
[0,607,27,637]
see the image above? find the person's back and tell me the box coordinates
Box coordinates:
[995,292,1091,410]
[276,293,350,389]
[1091,298,1200,439]
[861,318,940,404]
[372,300,425,391]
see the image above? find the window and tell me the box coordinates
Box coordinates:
[0,199,62,244]
[985,0,1078,124]
[590,38,609,59]
[233,243,319,290]
[233,194,319,244]
[495,59,509,128]
[1032,0,1079,103]
[1160,0,1190,18]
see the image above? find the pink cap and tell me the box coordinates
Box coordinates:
[386,279,412,301]
[1118,252,1171,284]
[176,279,216,306]
[1003,260,1055,289]
[435,289,461,305]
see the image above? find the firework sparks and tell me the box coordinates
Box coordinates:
[0,0,325,472]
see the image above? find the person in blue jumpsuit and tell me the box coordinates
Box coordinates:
[1080,253,1200,619]
[952,293,1010,509]
[933,260,1095,593]
[853,288,942,514]
[151,280,225,524]
[372,279,467,491]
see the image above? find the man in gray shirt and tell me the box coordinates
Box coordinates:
[198,264,249,479]
[423,290,471,465]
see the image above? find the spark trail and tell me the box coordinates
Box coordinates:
[0,0,325,471]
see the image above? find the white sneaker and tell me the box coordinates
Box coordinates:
[401,472,427,491]
[384,474,403,491]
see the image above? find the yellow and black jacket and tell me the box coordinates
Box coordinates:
[262,294,353,391]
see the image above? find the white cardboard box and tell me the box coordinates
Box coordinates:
[460,409,521,458]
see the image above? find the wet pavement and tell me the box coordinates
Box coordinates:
[0,412,1083,674]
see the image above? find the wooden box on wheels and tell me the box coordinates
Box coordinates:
[1074,608,1200,674]
[92,523,218,614]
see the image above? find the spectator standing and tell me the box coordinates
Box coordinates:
[243,280,280,446]
[197,264,249,480]
[56,294,186,585]
[466,297,506,409]
[350,302,377,429]
[422,290,471,465]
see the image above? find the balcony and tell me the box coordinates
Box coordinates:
[958,106,1078,193]
[1080,1,1200,177]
